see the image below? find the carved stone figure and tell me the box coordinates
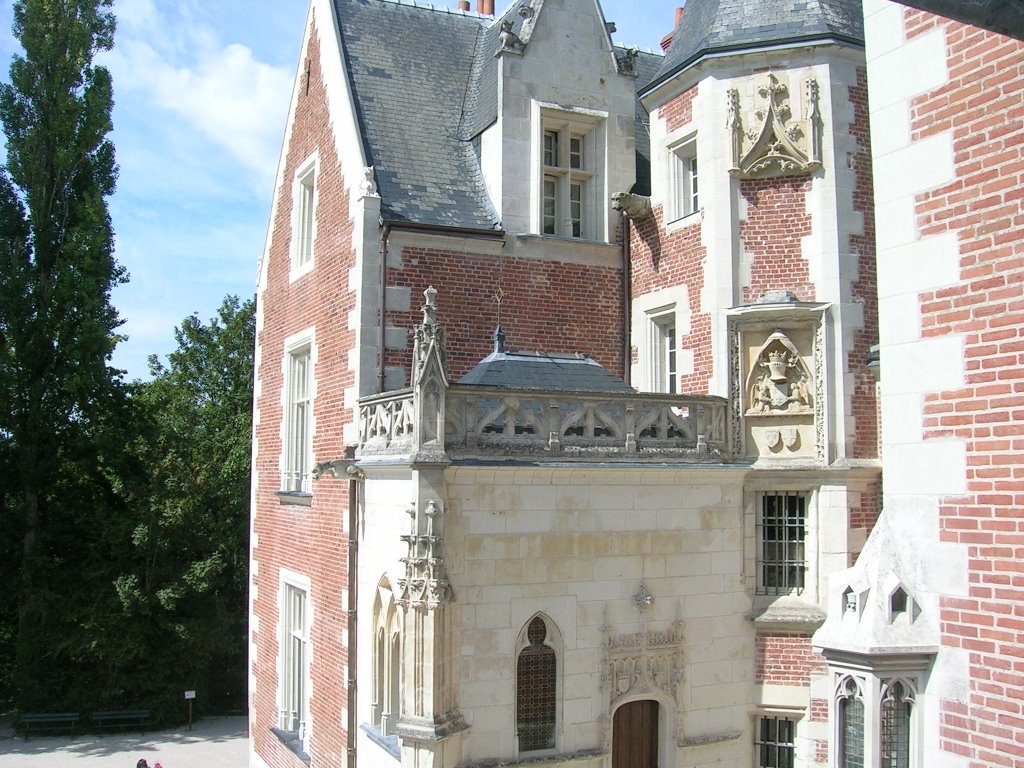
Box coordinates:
[611,191,653,220]
[745,330,814,416]
[359,166,378,196]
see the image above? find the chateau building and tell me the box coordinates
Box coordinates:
[248,1,1023,767]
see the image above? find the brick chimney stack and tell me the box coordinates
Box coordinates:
[660,6,685,52]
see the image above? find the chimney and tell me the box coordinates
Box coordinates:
[660,6,685,52]
[458,0,470,9]
[477,0,495,15]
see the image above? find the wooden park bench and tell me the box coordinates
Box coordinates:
[17,712,80,740]
[91,708,151,734]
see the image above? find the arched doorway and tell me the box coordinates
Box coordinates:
[612,699,659,768]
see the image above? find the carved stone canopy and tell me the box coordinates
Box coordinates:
[727,73,823,179]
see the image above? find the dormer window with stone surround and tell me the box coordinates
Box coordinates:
[538,108,604,240]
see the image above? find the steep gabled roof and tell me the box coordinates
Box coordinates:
[645,0,864,94]
[333,0,662,229]
[335,0,500,229]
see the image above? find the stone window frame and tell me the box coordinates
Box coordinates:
[647,304,678,394]
[275,570,312,758]
[365,576,401,758]
[744,481,822,607]
[290,151,319,280]
[515,613,562,757]
[533,103,607,241]
[280,328,315,498]
[754,712,799,768]
[631,286,691,395]
[825,659,926,768]
[668,135,699,223]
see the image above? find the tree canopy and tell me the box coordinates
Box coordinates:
[0,0,254,721]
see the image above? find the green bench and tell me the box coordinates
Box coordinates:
[18,712,80,739]
[92,708,151,733]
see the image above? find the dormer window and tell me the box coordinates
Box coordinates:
[537,108,604,240]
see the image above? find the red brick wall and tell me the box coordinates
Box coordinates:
[903,9,1024,767]
[848,68,880,460]
[629,207,712,394]
[662,84,696,134]
[252,20,355,768]
[385,247,625,382]
[755,632,827,686]
[739,178,815,303]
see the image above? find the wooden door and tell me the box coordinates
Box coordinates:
[612,699,659,768]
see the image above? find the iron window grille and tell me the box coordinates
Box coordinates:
[756,716,796,768]
[517,617,556,751]
[758,491,807,595]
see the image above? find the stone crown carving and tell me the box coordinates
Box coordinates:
[745,330,814,416]
[727,74,822,179]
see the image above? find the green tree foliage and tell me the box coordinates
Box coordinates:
[116,296,255,717]
[0,0,134,711]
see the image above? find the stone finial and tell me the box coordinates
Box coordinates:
[422,286,438,325]
[493,326,506,354]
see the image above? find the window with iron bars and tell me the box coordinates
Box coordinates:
[757,492,808,595]
[516,616,556,752]
[756,716,796,768]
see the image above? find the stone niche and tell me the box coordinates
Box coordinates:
[730,302,826,461]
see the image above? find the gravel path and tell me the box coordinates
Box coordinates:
[0,715,247,768]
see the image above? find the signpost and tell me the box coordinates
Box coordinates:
[184,690,196,730]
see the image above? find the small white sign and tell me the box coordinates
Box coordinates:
[184,690,196,700]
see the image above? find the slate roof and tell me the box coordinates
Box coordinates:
[458,330,635,393]
[332,0,664,231]
[902,0,1024,42]
[335,0,499,229]
[645,0,865,93]
[631,49,663,196]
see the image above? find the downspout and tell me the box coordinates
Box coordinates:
[621,212,632,386]
[379,223,390,393]
[346,471,361,767]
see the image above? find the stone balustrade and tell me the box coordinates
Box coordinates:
[358,386,731,461]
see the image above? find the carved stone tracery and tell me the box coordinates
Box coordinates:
[727,73,823,179]
[396,499,454,610]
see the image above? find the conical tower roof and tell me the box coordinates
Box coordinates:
[644,0,864,93]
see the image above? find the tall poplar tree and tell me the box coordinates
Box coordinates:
[0,0,127,707]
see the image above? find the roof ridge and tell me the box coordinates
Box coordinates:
[375,0,487,19]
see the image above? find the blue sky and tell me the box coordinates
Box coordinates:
[0,0,681,380]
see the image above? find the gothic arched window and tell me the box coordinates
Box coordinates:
[881,680,914,768]
[838,676,864,768]
[516,616,556,752]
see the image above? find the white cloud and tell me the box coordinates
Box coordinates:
[105,3,292,186]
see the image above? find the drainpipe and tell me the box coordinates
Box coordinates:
[345,472,361,768]
[379,223,389,393]
[621,212,632,386]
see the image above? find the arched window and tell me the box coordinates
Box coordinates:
[372,578,401,738]
[881,680,914,768]
[516,616,557,752]
[837,676,864,768]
